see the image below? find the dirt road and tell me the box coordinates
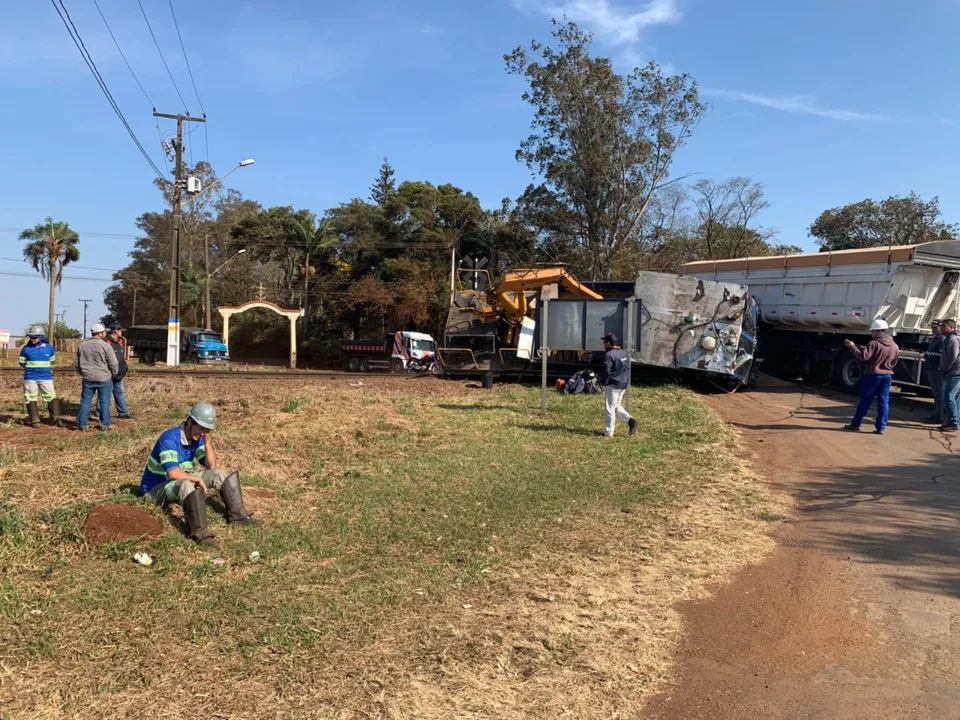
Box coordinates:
[644,377,960,720]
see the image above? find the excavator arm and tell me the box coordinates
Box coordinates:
[495,268,603,323]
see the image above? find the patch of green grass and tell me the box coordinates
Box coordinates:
[281,395,307,413]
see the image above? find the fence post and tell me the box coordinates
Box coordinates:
[540,298,549,414]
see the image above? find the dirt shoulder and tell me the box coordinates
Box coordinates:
[644,377,960,720]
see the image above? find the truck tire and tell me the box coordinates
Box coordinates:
[831,351,862,394]
[390,358,404,374]
[346,357,360,372]
[359,359,371,373]
[141,349,154,365]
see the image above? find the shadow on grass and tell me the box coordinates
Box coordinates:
[521,424,601,437]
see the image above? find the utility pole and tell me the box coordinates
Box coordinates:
[154,111,206,366]
[204,233,212,330]
[57,305,69,346]
[78,298,92,338]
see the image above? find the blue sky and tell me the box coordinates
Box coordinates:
[2,0,959,334]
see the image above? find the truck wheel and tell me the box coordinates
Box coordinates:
[359,359,371,373]
[346,357,360,372]
[831,351,862,394]
[141,350,153,365]
[390,359,404,374]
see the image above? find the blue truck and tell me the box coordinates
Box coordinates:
[126,325,230,365]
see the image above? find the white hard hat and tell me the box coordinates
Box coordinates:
[90,323,106,334]
[870,319,889,331]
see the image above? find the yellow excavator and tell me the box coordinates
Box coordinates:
[442,266,603,368]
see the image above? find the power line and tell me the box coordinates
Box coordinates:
[0,271,115,283]
[91,0,154,107]
[168,0,205,114]
[50,0,165,179]
[137,0,188,111]
[167,0,210,163]
[0,257,124,272]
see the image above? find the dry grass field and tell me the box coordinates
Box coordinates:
[0,373,788,719]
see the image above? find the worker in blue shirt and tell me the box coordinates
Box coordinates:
[19,326,62,428]
[141,402,262,547]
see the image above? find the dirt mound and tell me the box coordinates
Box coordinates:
[245,487,275,499]
[83,504,164,545]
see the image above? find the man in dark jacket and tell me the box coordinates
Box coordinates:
[923,320,945,424]
[939,319,960,431]
[105,324,133,419]
[600,333,637,437]
[844,319,901,434]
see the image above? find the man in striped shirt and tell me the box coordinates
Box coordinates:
[141,402,262,547]
[19,326,62,428]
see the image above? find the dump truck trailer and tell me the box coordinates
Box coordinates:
[681,241,960,391]
[441,266,758,388]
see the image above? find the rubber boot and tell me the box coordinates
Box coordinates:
[26,402,41,428]
[219,472,264,526]
[48,398,64,427]
[182,489,219,547]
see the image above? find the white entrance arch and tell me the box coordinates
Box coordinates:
[218,300,304,369]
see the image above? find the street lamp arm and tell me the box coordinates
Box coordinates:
[211,249,247,276]
[185,159,255,206]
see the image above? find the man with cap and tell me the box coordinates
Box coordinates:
[140,402,263,547]
[104,324,133,419]
[923,320,945,424]
[74,323,118,431]
[19,326,62,428]
[844,319,901,434]
[600,332,637,438]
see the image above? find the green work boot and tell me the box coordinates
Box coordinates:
[26,402,41,428]
[182,489,219,547]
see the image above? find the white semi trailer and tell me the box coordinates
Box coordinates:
[680,241,960,392]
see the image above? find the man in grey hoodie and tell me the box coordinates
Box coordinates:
[938,318,960,431]
[75,323,119,431]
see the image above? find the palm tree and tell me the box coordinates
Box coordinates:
[19,218,81,344]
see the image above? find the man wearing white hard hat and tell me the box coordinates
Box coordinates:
[843,319,900,434]
[74,323,119,431]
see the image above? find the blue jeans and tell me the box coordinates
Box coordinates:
[928,370,943,421]
[852,374,892,431]
[77,380,113,430]
[112,378,130,417]
[942,375,960,426]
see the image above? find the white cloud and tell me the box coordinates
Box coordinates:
[706,89,889,122]
[514,0,681,45]
[420,22,447,35]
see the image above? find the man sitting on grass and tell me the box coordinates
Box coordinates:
[140,402,263,547]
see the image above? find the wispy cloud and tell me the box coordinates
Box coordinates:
[707,89,890,122]
[513,0,681,45]
[420,22,447,35]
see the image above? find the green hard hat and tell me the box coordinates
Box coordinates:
[188,402,216,430]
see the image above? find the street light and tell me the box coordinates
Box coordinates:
[205,248,249,330]
[187,159,256,205]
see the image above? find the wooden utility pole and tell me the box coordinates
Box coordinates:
[154,111,206,366]
[204,234,212,330]
[78,298,92,338]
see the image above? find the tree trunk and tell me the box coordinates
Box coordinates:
[302,252,310,332]
[48,245,56,347]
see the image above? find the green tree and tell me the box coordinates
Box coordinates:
[370,157,397,206]
[24,321,81,342]
[809,193,958,251]
[19,217,80,346]
[505,21,707,279]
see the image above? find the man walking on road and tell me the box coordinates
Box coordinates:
[75,323,118,432]
[923,320,945,425]
[844,319,900,435]
[104,324,133,419]
[938,318,960,432]
[19,326,62,428]
[600,333,637,438]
